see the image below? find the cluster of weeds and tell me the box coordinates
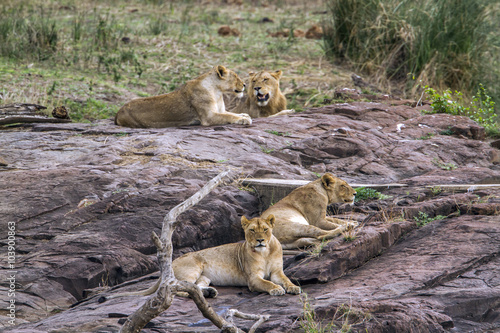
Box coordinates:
[300,294,372,333]
[424,84,499,136]
[355,187,391,202]
[418,132,435,140]
[265,129,291,137]
[307,239,329,257]
[432,158,457,171]
[300,294,334,333]
[413,211,446,227]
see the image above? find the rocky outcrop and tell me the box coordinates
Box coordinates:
[1,97,499,332]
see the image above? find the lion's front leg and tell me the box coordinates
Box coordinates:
[197,102,252,126]
[271,272,301,295]
[248,275,285,296]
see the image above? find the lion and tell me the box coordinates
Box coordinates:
[227,70,295,118]
[99,215,300,302]
[114,65,252,128]
[261,173,358,250]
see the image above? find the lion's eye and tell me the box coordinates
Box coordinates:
[264,228,268,232]
[250,229,255,233]
[263,78,268,82]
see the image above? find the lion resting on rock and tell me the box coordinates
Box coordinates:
[100,215,300,301]
[114,65,251,128]
[262,173,358,249]
[228,70,295,118]
[173,214,301,297]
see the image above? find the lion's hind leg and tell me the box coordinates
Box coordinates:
[173,254,218,298]
[195,275,218,298]
[326,217,359,229]
[282,237,320,250]
[317,226,346,241]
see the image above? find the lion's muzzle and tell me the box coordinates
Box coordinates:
[254,87,270,105]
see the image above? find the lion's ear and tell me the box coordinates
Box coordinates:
[241,216,249,228]
[216,65,228,79]
[321,173,336,189]
[271,70,282,80]
[248,72,255,78]
[267,214,275,228]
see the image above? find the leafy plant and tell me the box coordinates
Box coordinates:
[355,187,391,202]
[413,211,446,227]
[430,186,442,196]
[418,132,435,140]
[424,84,498,135]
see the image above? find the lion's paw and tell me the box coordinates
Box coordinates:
[268,286,285,296]
[202,287,218,298]
[236,113,252,125]
[286,285,302,295]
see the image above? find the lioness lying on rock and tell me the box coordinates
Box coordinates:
[262,173,358,249]
[227,70,295,118]
[174,214,301,297]
[100,215,300,302]
[114,65,252,128]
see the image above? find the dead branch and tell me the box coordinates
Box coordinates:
[119,170,268,333]
[225,309,271,333]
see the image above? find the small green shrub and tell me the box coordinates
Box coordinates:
[413,211,446,227]
[424,84,498,135]
[355,187,391,202]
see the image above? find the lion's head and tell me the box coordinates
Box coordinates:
[321,173,356,205]
[248,70,282,107]
[215,65,245,98]
[241,215,275,252]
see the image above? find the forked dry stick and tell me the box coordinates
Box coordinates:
[119,170,269,333]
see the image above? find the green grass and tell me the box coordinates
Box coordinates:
[0,0,344,122]
[323,0,500,112]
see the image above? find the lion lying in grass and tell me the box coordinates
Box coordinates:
[262,173,358,249]
[114,65,251,128]
[227,70,295,118]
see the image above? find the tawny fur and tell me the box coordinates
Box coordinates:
[228,70,295,118]
[173,215,301,297]
[100,215,301,301]
[114,65,251,128]
[262,173,358,249]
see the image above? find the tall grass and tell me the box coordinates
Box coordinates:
[324,0,499,108]
[0,6,58,61]
[0,5,138,79]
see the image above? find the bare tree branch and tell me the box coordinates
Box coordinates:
[118,170,269,332]
[225,309,271,333]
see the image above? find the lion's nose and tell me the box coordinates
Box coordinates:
[256,238,264,243]
[254,87,261,91]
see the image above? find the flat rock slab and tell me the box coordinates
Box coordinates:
[1,98,499,332]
